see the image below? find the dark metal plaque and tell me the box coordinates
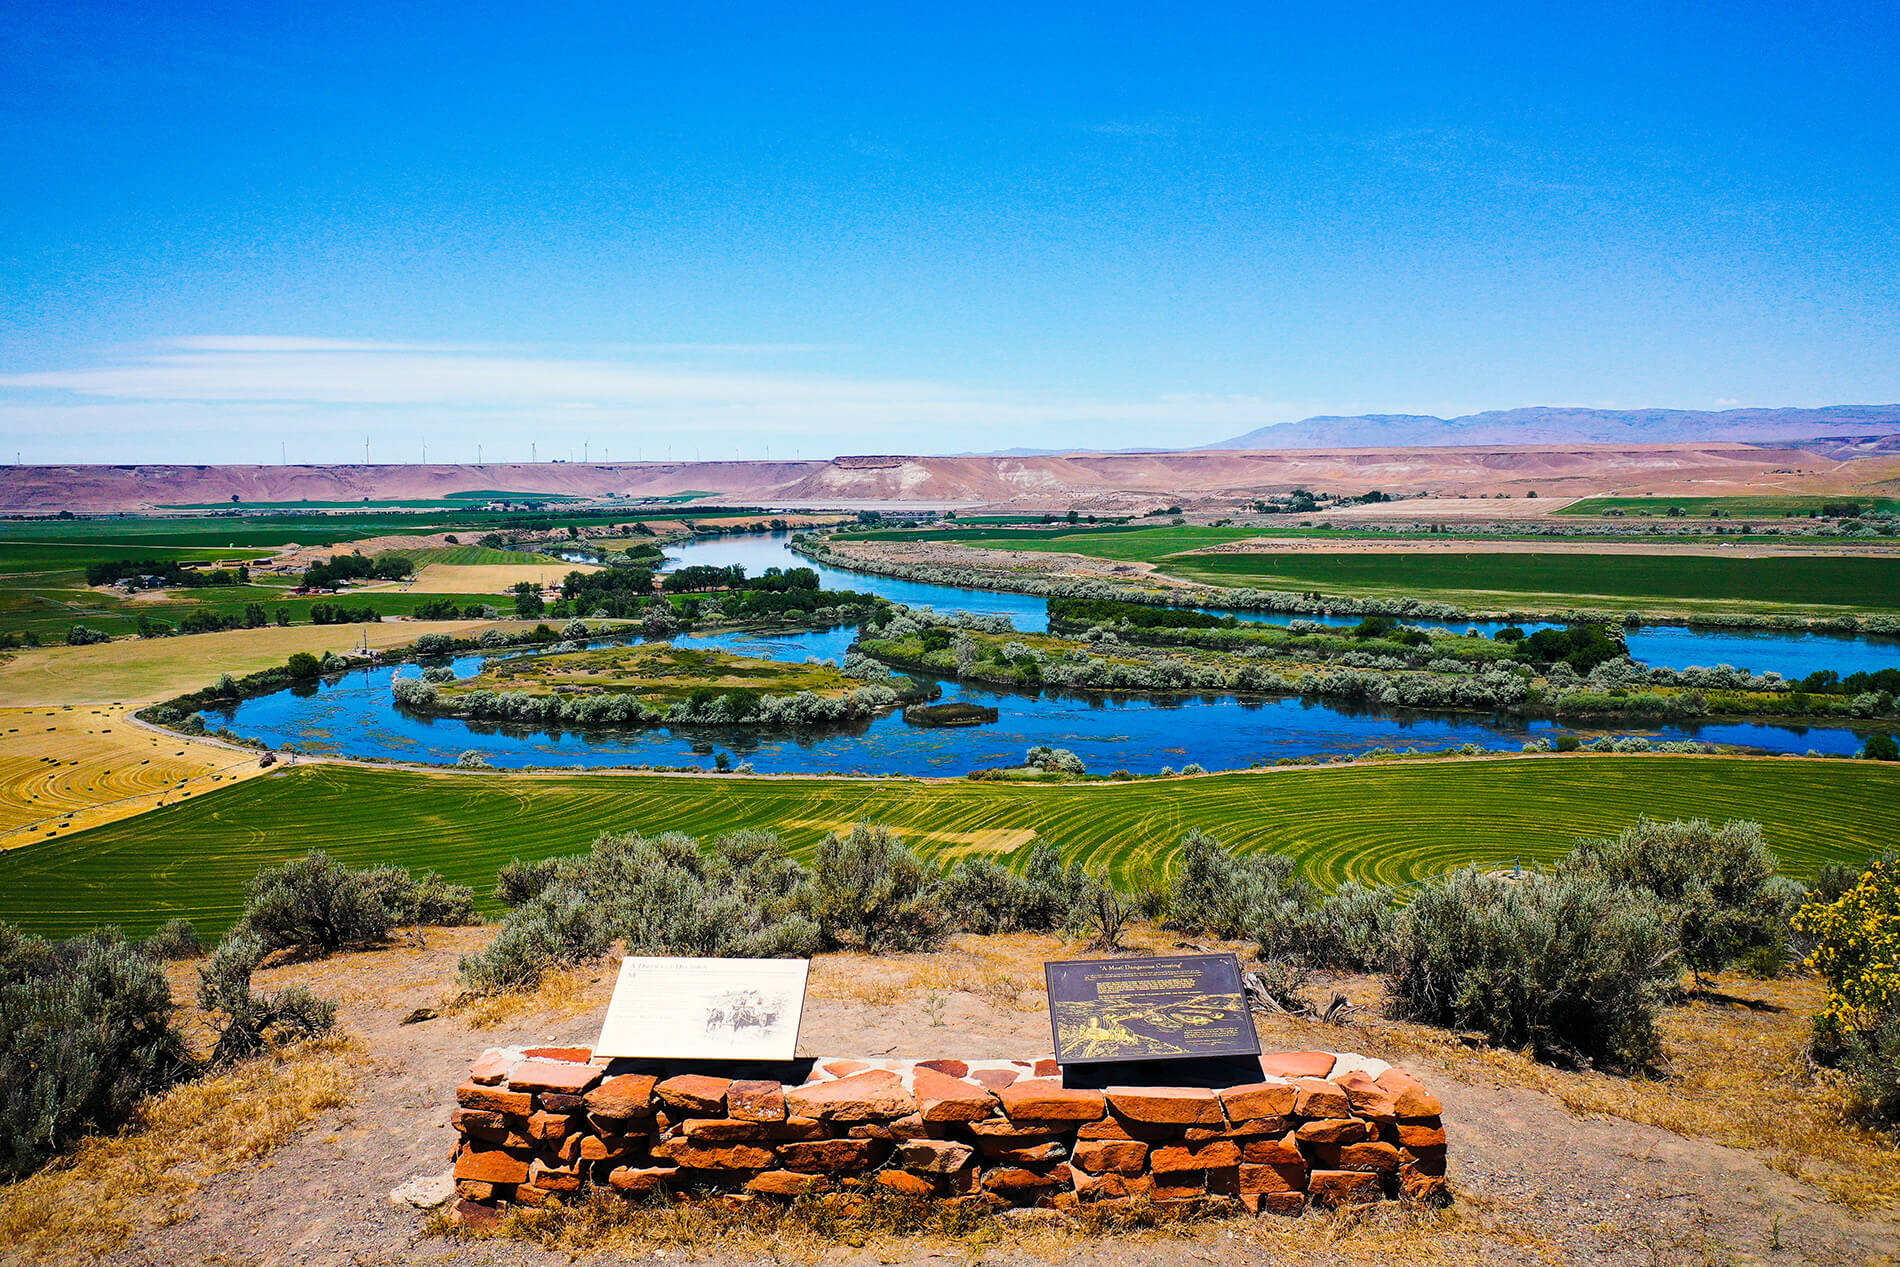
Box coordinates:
[1044,953,1260,1065]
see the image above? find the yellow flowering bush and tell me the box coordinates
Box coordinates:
[1795,860,1900,1047]
[1794,861,1900,1126]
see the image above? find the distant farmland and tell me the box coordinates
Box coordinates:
[1558,495,1900,518]
[0,755,1890,937]
[1163,551,1900,611]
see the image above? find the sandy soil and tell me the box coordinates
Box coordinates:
[69,927,1900,1267]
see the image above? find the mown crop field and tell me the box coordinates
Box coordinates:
[1558,495,1900,518]
[0,506,768,549]
[0,755,1891,937]
[1164,551,1900,611]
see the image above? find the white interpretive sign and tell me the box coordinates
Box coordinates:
[594,956,810,1061]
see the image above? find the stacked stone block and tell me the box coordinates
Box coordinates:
[449,1047,1447,1223]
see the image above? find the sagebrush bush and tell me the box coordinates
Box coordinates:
[1386,869,1675,1070]
[143,917,202,960]
[460,830,822,995]
[1563,817,1791,983]
[0,926,190,1180]
[239,852,477,958]
[361,866,480,927]
[238,851,393,957]
[938,857,1024,933]
[494,856,562,907]
[1313,881,1399,972]
[196,931,338,1065]
[1167,831,1314,943]
[810,824,946,952]
[1015,843,1091,931]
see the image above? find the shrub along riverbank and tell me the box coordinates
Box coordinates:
[857,605,1900,730]
[795,534,1900,635]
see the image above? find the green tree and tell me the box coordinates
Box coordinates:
[512,581,545,618]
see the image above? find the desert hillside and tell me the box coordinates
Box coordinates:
[3,441,1894,513]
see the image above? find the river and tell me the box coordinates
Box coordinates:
[208,533,1896,774]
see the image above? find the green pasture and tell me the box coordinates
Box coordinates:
[1558,495,1900,518]
[0,583,503,640]
[0,506,768,549]
[156,490,589,510]
[394,544,564,566]
[1164,552,1900,611]
[1,755,1891,938]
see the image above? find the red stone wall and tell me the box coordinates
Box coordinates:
[448,1048,1447,1224]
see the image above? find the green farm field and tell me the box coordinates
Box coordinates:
[0,506,768,549]
[1558,495,1900,518]
[157,490,589,510]
[1,755,1891,938]
[851,523,1900,612]
[1164,551,1900,611]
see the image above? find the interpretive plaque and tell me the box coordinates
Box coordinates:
[1044,953,1259,1065]
[595,956,809,1061]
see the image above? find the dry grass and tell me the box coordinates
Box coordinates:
[453,963,600,1031]
[0,1036,356,1263]
[0,619,501,708]
[1293,972,1900,1213]
[0,705,269,847]
[438,1184,1560,1265]
[399,562,594,593]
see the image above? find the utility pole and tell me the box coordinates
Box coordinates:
[280,440,286,465]
[364,436,370,464]
[532,442,537,463]
[584,441,589,463]
[422,439,427,464]
[478,443,483,465]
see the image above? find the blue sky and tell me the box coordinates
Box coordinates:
[2,1,1896,463]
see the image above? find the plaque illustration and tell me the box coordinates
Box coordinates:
[1044,954,1260,1065]
[704,987,790,1038]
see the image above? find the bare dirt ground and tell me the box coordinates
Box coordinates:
[35,925,1892,1267]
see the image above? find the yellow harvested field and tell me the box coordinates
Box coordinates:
[0,620,503,708]
[0,706,271,848]
[394,562,596,593]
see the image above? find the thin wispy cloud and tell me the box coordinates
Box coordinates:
[0,338,1297,461]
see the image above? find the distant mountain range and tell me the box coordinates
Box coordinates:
[1198,404,1900,451]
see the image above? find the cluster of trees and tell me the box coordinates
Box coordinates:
[1501,623,1628,672]
[299,552,412,590]
[393,675,920,730]
[308,602,382,625]
[1798,667,1900,697]
[0,852,475,1181]
[1048,597,1238,632]
[412,598,502,620]
[555,567,657,617]
[85,559,250,588]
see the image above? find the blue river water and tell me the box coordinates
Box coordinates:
[210,533,1896,774]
